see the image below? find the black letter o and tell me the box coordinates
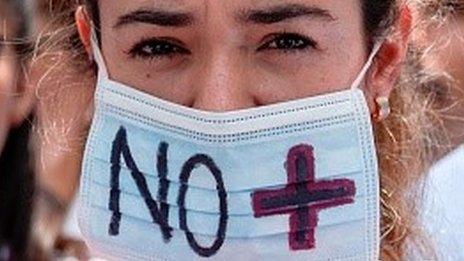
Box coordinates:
[177,154,228,257]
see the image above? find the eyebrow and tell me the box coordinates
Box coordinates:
[239,4,335,24]
[114,9,194,28]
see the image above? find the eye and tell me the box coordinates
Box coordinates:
[257,33,317,52]
[444,0,464,14]
[128,37,191,59]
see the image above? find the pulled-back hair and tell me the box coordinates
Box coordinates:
[33,0,446,259]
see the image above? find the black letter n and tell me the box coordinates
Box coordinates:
[109,126,172,241]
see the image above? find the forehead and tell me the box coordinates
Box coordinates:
[98,0,361,21]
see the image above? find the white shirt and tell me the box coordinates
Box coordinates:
[423,146,464,260]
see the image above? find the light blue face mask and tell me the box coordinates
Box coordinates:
[78,31,382,260]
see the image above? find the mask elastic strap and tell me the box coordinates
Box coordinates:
[350,42,383,90]
[90,26,109,80]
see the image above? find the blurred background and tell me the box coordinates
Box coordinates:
[0,0,462,260]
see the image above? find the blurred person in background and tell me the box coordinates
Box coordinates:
[413,0,464,259]
[0,0,36,260]
[417,0,464,147]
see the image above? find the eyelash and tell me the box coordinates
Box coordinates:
[128,37,191,59]
[128,32,316,60]
[445,0,464,13]
[257,32,318,52]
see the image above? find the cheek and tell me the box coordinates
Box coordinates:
[252,58,356,104]
[246,28,366,104]
[254,50,365,104]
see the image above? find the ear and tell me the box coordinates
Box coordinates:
[9,63,36,126]
[365,5,413,117]
[75,5,93,59]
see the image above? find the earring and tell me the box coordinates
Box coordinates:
[373,96,391,122]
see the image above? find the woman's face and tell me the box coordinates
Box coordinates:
[0,3,20,151]
[98,0,368,111]
[31,0,382,211]
[54,0,406,184]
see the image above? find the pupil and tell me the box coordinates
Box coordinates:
[144,43,174,55]
[278,37,305,49]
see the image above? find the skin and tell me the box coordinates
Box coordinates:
[0,2,34,154]
[32,0,412,226]
[81,0,409,112]
[422,5,464,147]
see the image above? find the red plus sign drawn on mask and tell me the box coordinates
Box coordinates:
[251,144,356,250]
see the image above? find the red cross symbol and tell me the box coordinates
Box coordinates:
[251,144,356,251]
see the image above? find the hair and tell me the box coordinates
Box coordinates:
[416,0,464,19]
[0,0,34,260]
[33,0,449,259]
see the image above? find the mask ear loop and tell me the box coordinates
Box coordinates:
[90,24,109,80]
[350,42,383,90]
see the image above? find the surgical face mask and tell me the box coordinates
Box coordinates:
[78,31,382,260]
